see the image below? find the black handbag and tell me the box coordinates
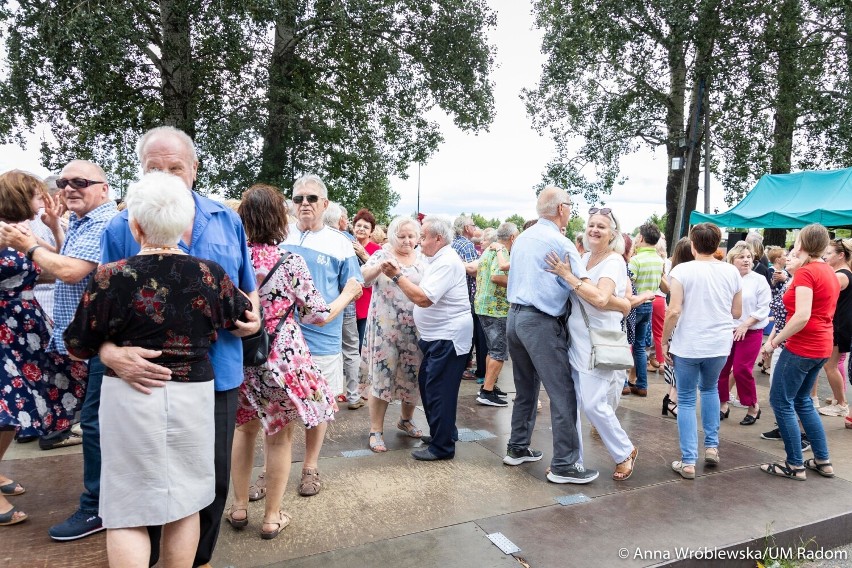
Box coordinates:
[242,252,293,367]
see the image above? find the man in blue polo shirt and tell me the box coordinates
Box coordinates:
[282,175,363,496]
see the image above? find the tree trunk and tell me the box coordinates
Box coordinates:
[765,0,801,247]
[159,0,195,138]
[258,3,299,188]
[664,42,687,252]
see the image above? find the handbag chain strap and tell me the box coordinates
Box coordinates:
[258,251,294,342]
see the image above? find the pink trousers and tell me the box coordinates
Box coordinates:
[652,295,666,364]
[717,329,763,407]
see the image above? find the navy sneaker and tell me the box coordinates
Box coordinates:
[492,386,509,398]
[503,447,543,466]
[49,510,105,541]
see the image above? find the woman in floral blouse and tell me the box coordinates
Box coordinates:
[230,184,361,539]
[359,216,427,452]
[63,172,249,566]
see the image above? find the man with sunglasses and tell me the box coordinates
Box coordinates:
[282,175,363,495]
[0,160,117,455]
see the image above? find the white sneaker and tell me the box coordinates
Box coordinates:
[729,398,747,408]
[811,396,821,409]
[818,403,849,417]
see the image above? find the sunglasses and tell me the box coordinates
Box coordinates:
[57,177,106,190]
[292,194,321,204]
[589,207,613,216]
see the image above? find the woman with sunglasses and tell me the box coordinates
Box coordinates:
[0,171,88,527]
[816,238,852,418]
[545,207,636,481]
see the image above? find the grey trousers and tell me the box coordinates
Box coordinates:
[342,313,361,402]
[507,305,581,468]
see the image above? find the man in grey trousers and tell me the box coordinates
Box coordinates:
[503,186,599,484]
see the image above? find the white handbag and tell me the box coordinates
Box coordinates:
[578,302,634,371]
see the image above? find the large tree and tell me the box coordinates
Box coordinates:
[0,1,496,217]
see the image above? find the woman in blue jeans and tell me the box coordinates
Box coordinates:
[661,224,742,479]
[760,224,837,480]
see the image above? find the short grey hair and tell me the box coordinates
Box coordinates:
[323,201,343,228]
[536,186,570,217]
[479,227,497,247]
[581,210,626,255]
[43,174,61,196]
[496,222,518,241]
[453,215,472,236]
[293,174,328,198]
[125,172,194,246]
[136,126,198,163]
[387,215,420,248]
[423,215,454,244]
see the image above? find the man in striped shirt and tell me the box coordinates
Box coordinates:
[627,223,664,396]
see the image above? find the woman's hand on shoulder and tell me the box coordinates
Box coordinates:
[544,250,573,280]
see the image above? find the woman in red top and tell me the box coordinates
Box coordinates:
[760,224,837,481]
[351,208,382,349]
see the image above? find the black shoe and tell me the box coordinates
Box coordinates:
[761,427,782,441]
[15,434,37,444]
[546,463,599,484]
[801,436,812,453]
[739,409,761,426]
[492,386,509,398]
[39,430,82,450]
[411,448,453,461]
[720,407,730,421]
[477,389,508,407]
[503,447,543,466]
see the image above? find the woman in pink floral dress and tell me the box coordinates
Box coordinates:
[229,185,361,539]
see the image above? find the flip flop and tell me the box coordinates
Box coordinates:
[0,481,25,496]
[260,511,291,540]
[0,506,27,526]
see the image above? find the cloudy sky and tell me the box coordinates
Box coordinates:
[1,1,729,232]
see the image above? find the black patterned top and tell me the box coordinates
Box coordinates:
[64,253,249,382]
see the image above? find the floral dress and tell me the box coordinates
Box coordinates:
[0,248,87,436]
[237,244,338,435]
[358,247,425,404]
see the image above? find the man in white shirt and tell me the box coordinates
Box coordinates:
[381,215,472,460]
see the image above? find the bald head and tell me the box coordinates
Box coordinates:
[137,127,199,189]
[60,160,111,216]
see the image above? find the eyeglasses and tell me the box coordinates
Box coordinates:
[292,194,320,204]
[57,177,106,190]
[589,207,612,216]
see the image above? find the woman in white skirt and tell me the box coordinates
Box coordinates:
[545,207,635,480]
[64,172,249,567]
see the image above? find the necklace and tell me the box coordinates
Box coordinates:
[139,245,184,255]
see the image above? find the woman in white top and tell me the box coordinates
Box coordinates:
[661,224,742,479]
[545,208,635,481]
[718,242,771,426]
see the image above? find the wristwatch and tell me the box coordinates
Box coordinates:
[25,244,42,260]
[572,279,584,291]
[391,273,403,284]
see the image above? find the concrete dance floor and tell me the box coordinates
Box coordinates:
[3,360,851,567]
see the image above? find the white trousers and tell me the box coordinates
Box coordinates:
[572,368,634,465]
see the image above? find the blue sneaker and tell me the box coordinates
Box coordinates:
[49,509,105,541]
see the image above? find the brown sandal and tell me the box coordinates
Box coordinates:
[298,468,321,496]
[612,447,638,481]
[260,510,291,540]
[249,472,266,501]
[226,506,248,529]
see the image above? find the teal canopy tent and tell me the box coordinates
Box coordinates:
[689,167,852,228]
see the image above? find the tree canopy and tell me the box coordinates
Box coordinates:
[0,0,497,219]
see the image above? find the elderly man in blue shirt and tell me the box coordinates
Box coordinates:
[504,186,601,484]
[51,126,260,567]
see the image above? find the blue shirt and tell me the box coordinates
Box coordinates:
[100,192,255,391]
[341,231,356,319]
[451,235,478,301]
[281,226,363,355]
[50,201,118,354]
[506,218,588,317]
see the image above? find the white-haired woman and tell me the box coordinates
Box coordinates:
[64,172,249,567]
[717,241,771,426]
[359,216,426,451]
[545,207,636,481]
